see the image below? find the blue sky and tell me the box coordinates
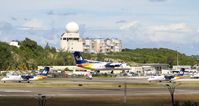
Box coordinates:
[0,0,199,55]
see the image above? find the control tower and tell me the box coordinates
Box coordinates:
[60,22,83,52]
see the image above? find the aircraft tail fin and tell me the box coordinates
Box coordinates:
[39,67,50,76]
[73,51,87,64]
[177,68,185,76]
[30,67,50,80]
[175,68,185,79]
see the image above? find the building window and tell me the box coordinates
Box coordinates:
[67,38,79,41]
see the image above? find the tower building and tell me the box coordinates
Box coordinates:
[60,22,83,52]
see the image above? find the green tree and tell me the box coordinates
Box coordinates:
[0,42,13,70]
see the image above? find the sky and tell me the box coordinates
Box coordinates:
[0,0,199,55]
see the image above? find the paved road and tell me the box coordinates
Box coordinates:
[1,78,199,97]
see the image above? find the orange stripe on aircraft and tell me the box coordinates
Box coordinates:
[77,64,94,69]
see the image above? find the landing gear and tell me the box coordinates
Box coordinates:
[18,81,21,83]
[27,81,30,83]
[3,81,5,83]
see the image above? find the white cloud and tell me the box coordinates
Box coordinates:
[139,23,199,44]
[149,23,191,32]
[149,31,191,44]
[22,19,44,29]
[119,21,139,30]
[116,22,197,45]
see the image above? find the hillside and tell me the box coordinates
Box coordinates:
[82,48,197,67]
[0,38,197,70]
[0,38,75,70]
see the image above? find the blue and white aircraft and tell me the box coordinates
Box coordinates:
[73,51,130,70]
[1,67,50,83]
[148,68,185,82]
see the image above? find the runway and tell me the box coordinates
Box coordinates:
[1,87,199,97]
[1,78,199,97]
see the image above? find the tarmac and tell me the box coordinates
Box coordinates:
[1,78,199,97]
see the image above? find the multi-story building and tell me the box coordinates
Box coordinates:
[82,38,122,53]
[60,22,122,53]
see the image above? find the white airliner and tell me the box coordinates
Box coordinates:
[1,67,50,83]
[73,51,130,70]
[190,73,199,79]
[148,68,185,82]
[148,75,174,82]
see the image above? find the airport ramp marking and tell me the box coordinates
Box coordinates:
[0,89,31,93]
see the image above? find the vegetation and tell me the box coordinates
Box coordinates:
[0,95,199,106]
[0,38,75,70]
[106,48,197,66]
[0,38,197,70]
[82,48,197,67]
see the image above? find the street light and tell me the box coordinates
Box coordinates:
[165,82,180,106]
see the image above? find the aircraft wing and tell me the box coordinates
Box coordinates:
[84,59,100,63]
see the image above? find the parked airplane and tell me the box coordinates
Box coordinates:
[73,51,130,70]
[190,73,199,79]
[1,67,50,83]
[148,68,185,82]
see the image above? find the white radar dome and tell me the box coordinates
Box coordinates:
[65,22,79,33]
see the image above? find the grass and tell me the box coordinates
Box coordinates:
[0,95,199,106]
[1,78,199,105]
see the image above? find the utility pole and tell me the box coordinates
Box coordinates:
[176,50,179,66]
